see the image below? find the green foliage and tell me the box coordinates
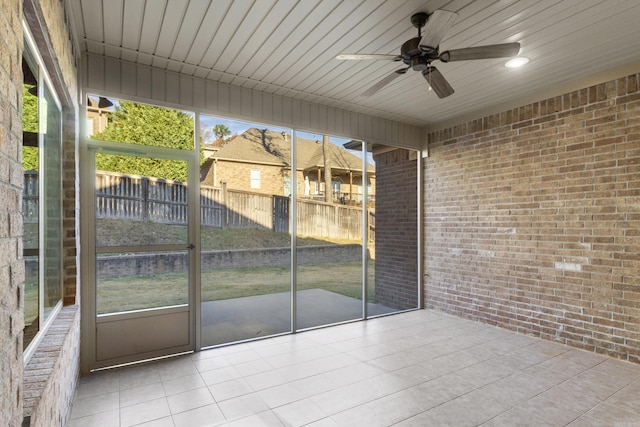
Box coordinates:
[96,152,189,183]
[23,84,38,133]
[213,124,231,143]
[22,146,38,171]
[22,84,39,171]
[93,101,201,181]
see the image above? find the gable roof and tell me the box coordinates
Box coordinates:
[212,128,284,165]
[212,128,374,173]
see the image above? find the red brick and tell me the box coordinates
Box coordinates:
[425,72,640,363]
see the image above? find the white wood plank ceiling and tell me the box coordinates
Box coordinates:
[71,0,640,128]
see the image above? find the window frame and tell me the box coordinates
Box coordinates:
[22,22,64,364]
[250,168,261,189]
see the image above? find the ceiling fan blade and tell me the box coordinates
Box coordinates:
[363,68,407,96]
[422,66,454,98]
[419,10,458,52]
[439,42,521,62]
[336,54,401,61]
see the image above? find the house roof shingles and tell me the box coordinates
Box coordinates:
[211,128,374,173]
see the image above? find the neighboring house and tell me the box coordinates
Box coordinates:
[200,128,375,205]
[85,96,112,136]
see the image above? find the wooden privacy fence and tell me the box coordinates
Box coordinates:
[297,200,362,241]
[25,171,374,241]
[96,172,188,224]
[94,172,278,229]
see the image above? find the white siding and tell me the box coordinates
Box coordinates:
[82,54,422,148]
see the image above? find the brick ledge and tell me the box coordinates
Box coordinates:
[23,305,79,420]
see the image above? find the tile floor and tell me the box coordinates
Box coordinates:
[69,310,640,426]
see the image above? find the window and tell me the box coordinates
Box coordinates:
[86,118,94,136]
[332,180,342,200]
[250,169,261,189]
[284,177,291,196]
[22,36,63,355]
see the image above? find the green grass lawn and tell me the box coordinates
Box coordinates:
[96,218,353,249]
[97,261,375,314]
[26,218,373,315]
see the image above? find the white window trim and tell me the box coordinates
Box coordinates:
[250,168,261,189]
[22,20,64,364]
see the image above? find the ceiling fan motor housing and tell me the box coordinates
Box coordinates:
[411,56,430,72]
[401,38,439,67]
[401,37,422,59]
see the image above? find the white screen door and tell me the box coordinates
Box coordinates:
[83,142,197,370]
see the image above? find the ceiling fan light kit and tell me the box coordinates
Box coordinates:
[337,10,521,98]
[505,57,530,68]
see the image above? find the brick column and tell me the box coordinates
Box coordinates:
[374,149,419,309]
[0,1,25,425]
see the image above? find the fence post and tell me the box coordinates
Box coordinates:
[221,180,228,229]
[142,177,149,222]
[334,204,339,239]
[272,195,276,232]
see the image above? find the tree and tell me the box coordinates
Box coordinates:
[213,124,231,143]
[203,123,231,146]
[93,101,201,181]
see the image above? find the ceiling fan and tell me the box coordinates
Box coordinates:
[336,10,521,98]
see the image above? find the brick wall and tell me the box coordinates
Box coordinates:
[374,149,419,309]
[32,0,80,306]
[23,306,79,427]
[19,0,80,426]
[0,0,25,425]
[207,160,287,195]
[425,73,640,362]
[62,106,79,304]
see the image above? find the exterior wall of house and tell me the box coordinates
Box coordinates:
[297,170,309,196]
[0,1,25,425]
[207,160,286,195]
[0,0,80,425]
[425,73,640,362]
[206,161,373,202]
[374,149,419,309]
[86,107,109,136]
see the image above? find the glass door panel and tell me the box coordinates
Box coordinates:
[200,120,291,347]
[96,259,189,315]
[95,154,189,247]
[295,134,367,329]
[92,151,193,367]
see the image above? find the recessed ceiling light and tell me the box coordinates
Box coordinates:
[505,57,529,68]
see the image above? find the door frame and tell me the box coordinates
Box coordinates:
[80,138,200,372]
